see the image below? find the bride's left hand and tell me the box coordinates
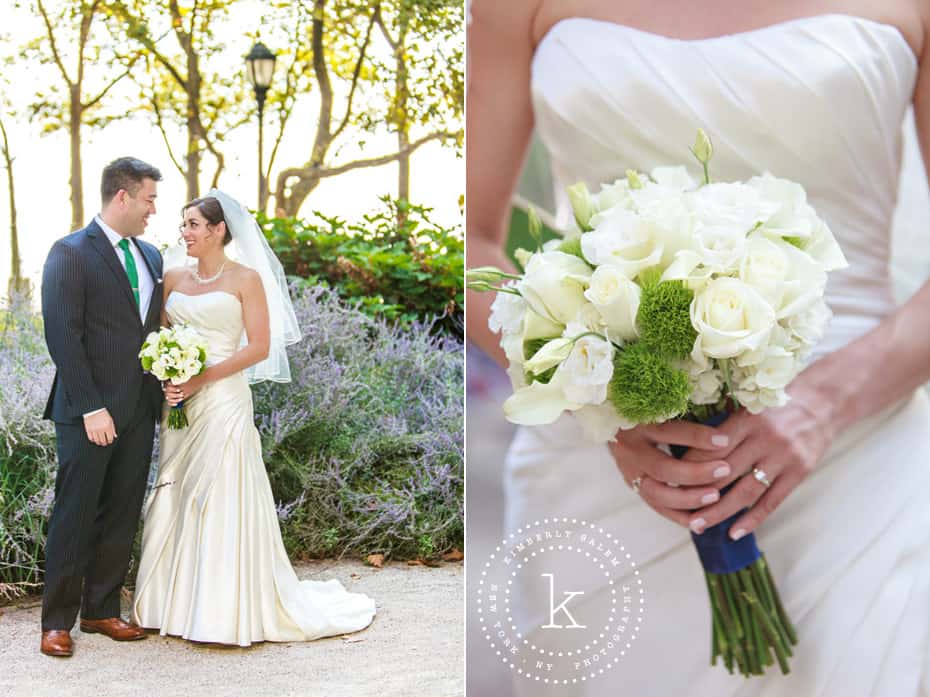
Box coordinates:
[680,384,838,539]
[163,374,208,405]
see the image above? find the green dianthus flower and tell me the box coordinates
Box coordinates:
[608,341,691,423]
[636,274,697,360]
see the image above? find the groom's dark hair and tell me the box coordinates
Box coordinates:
[101,157,163,204]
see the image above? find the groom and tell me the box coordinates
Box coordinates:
[39,157,165,657]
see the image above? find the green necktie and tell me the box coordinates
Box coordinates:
[117,238,140,309]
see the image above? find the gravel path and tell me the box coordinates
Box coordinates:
[0,560,463,697]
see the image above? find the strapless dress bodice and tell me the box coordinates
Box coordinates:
[165,291,245,365]
[531,14,917,358]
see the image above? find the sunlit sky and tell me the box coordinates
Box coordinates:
[0,1,464,292]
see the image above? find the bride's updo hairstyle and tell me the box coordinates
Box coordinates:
[182,196,232,246]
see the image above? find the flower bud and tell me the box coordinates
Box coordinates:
[567,182,595,231]
[692,128,713,165]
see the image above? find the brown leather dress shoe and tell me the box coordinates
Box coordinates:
[41,630,73,657]
[79,617,147,641]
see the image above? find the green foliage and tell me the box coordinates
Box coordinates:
[260,197,463,335]
[609,341,691,423]
[637,278,697,360]
[556,236,586,261]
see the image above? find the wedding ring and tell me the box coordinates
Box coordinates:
[751,467,771,488]
[631,476,643,495]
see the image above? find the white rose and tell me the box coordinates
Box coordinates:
[691,277,776,359]
[583,266,641,342]
[739,235,791,306]
[582,207,664,278]
[559,333,615,405]
[518,251,593,325]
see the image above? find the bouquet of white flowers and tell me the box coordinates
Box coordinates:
[468,131,848,677]
[139,325,209,429]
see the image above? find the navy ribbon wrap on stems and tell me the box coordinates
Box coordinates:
[669,409,797,676]
[669,411,762,574]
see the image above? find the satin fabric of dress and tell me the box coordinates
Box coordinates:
[503,14,930,696]
[131,291,376,646]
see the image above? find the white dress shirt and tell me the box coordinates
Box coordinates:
[84,216,155,419]
[94,215,154,321]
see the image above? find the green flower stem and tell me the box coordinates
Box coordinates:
[755,556,798,647]
[705,559,798,677]
[745,592,792,675]
[711,573,748,674]
[749,564,791,657]
[706,575,734,660]
[738,569,768,670]
[729,573,758,674]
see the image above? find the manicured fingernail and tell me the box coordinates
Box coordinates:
[713,464,731,478]
[711,434,729,447]
[731,528,747,541]
[701,492,719,505]
[690,518,706,534]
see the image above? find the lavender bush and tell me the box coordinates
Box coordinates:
[254,284,464,560]
[0,296,56,600]
[0,284,463,599]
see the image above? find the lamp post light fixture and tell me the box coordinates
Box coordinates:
[245,41,276,210]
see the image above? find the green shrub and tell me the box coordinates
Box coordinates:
[260,197,463,336]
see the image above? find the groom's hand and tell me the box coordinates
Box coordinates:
[83,409,117,447]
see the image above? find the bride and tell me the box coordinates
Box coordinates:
[468,1,930,695]
[131,190,376,645]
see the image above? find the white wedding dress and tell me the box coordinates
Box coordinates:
[505,14,930,696]
[131,291,376,645]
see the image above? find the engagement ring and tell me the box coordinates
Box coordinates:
[751,467,771,488]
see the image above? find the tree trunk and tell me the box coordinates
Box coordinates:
[69,84,84,230]
[280,174,321,217]
[395,11,411,205]
[184,32,202,201]
[0,114,25,301]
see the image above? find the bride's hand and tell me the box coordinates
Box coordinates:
[163,374,208,405]
[681,386,837,538]
[608,421,733,527]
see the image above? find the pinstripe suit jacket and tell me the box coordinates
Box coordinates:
[41,220,164,428]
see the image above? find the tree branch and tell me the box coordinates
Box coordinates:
[374,3,397,50]
[279,131,452,183]
[36,0,73,87]
[83,54,139,109]
[333,3,378,140]
[111,1,188,89]
[151,97,185,177]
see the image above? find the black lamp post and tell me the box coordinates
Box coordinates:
[245,41,276,209]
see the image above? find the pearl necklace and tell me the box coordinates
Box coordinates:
[192,261,226,285]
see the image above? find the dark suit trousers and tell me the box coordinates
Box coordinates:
[41,400,155,630]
